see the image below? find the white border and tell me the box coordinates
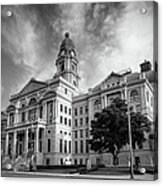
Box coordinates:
[0,0,162,185]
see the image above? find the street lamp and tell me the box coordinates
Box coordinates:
[124,78,134,179]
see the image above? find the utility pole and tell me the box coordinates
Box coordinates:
[124,77,134,179]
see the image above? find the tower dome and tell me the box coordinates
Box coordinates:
[60,32,75,52]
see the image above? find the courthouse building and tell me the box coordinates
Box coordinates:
[2,33,154,167]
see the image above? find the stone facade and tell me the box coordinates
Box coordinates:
[2,33,154,167]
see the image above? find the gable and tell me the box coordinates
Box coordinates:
[92,72,122,92]
[18,78,47,97]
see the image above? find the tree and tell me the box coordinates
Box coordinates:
[90,97,151,166]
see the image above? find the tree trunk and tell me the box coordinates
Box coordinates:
[113,154,118,167]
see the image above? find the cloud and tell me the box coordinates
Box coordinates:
[1,2,154,108]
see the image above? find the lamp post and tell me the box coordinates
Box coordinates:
[124,78,134,179]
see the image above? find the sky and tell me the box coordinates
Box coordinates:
[1,1,154,110]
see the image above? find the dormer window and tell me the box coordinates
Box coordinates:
[94,99,101,110]
[130,89,139,102]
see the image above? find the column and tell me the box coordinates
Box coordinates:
[55,100,58,123]
[101,96,105,109]
[35,127,39,153]
[53,100,55,121]
[7,114,10,126]
[24,129,29,153]
[104,95,107,107]
[5,133,9,155]
[13,131,17,157]
[44,102,47,121]
[15,109,19,125]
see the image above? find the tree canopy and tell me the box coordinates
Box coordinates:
[90,97,151,165]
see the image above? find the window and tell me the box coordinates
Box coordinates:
[80,158,83,165]
[60,104,63,112]
[39,129,43,153]
[69,108,71,115]
[136,105,141,113]
[22,112,25,122]
[130,89,139,102]
[65,88,67,94]
[28,108,37,121]
[61,63,64,71]
[75,131,78,138]
[46,158,50,165]
[73,81,77,87]
[28,98,37,106]
[60,130,62,134]
[94,99,101,110]
[65,106,67,114]
[64,140,67,153]
[75,119,78,127]
[85,106,88,113]
[80,118,83,125]
[151,97,153,107]
[9,113,15,125]
[48,139,51,152]
[129,106,134,112]
[75,141,78,154]
[146,91,149,102]
[64,118,67,125]
[39,140,42,153]
[74,159,77,165]
[72,64,75,71]
[80,107,83,115]
[80,140,83,153]
[48,130,51,134]
[40,106,43,119]
[60,158,63,165]
[85,129,89,138]
[69,141,71,153]
[86,140,89,153]
[60,139,63,153]
[60,116,63,124]
[80,129,83,138]
[47,101,53,123]
[69,119,71,126]
[75,108,78,116]
[85,117,89,125]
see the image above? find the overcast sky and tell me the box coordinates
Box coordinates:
[1,1,154,109]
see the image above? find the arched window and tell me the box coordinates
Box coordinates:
[28,98,37,106]
[21,104,25,108]
[61,63,64,71]
[130,89,139,102]
[94,99,101,110]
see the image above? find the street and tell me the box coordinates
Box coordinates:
[1,169,155,181]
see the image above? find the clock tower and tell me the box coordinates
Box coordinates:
[55,32,80,87]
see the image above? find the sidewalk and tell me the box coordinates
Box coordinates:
[1,170,155,181]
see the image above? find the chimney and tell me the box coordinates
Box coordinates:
[140,59,152,72]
